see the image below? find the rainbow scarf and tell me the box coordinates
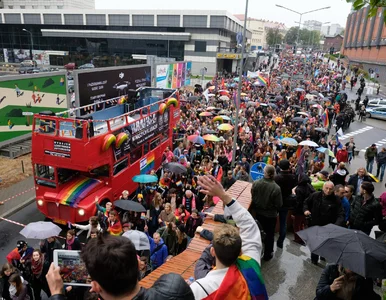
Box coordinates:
[204,255,268,300]
[109,220,122,236]
[262,155,272,165]
[59,177,101,207]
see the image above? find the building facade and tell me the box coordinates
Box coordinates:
[321,23,343,37]
[0,9,251,76]
[304,20,322,32]
[0,0,95,9]
[342,7,386,81]
[323,35,344,52]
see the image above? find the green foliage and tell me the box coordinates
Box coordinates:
[284,27,299,45]
[347,0,386,23]
[266,28,283,46]
[284,26,321,46]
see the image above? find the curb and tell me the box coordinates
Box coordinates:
[0,196,35,220]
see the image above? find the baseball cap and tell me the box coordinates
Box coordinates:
[372,144,376,147]
[17,240,27,250]
[278,159,290,171]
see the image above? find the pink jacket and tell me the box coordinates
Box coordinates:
[380,192,386,216]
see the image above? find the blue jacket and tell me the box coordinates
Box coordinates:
[341,197,350,222]
[146,233,168,269]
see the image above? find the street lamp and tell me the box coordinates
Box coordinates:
[276,4,330,47]
[231,0,249,168]
[22,28,34,60]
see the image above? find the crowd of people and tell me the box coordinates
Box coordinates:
[1,50,386,300]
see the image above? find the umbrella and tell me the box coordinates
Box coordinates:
[305,94,315,100]
[187,96,198,101]
[308,101,317,105]
[199,112,213,117]
[218,115,231,121]
[204,129,217,134]
[310,90,319,95]
[234,77,239,82]
[291,105,302,109]
[297,112,309,117]
[312,104,323,110]
[259,103,268,107]
[219,95,230,101]
[298,224,386,278]
[248,101,257,106]
[208,86,215,90]
[203,134,220,142]
[208,94,216,97]
[20,221,61,239]
[122,230,150,251]
[241,92,247,96]
[299,140,319,147]
[291,117,306,122]
[294,88,305,92]
[268,99,277,103]
[114,200,146,212]
[164,162,188,174]
[268,103,277,108]
[132,174,158,183]
[281,137,298,147]
[315,127,328,133]
[187,135,205,145]
[218,123,234,131]
[206,106,217,111]
[316,147,335,157]
[368,173,380,183]
[218,110,230,115]
[275,95,283,100]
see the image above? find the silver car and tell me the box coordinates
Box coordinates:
[366,106,386,120]
[361,98,386,108]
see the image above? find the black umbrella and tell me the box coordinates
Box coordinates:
[269,99,277,103]
[268,103,277,108]
[114,200,146,212]
[315,127,328,133]
[163,162,187,174]
[275,95,283,100]
[291,105,302,109]
[298,224,386,278]
[291,117,305,122]
[188,96,198,101]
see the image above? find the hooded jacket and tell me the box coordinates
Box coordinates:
[376,150,386,165]
[294,175,315,215]
[350,195,382,235]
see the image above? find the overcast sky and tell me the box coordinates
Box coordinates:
[95,0,352,28]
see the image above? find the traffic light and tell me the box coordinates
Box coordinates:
[329,47,334,55]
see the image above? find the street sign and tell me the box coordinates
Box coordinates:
[250,162,266,181]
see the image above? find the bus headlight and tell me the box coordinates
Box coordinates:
[37,199,44,206]
[78,209,85,216]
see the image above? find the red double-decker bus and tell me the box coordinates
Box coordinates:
[31,88,180,224]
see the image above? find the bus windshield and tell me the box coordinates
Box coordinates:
[35,164,56,188]
[57,168,79,185]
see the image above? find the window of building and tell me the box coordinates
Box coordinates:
[195,41,207,52]
[32,5,38,9]
[8,5,13,8]
[58,5,63,9]
[20,5,25,9]
[45,5,50,9]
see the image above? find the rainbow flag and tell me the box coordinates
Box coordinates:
[108,220,122,236]
[321,108,329,128]
[256,75,267,86]
[204,255,268,300]
[59,177,101,207]
[296,146,302,158]
[176,180,183,187]
[140,153,155,175]
[262,155,272,165]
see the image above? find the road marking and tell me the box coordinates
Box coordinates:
[339,126,373,140]
[359,137,386,153]
[0,187,35,205]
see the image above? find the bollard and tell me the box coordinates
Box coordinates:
[21,160,25,173]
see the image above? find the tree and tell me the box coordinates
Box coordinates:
[266,28,283,47]
[348,0,386,23]
[284,27,321,47]
[284,27,299,45]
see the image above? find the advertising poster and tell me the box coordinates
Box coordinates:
[156,62,192,89]
[77,65,151,108]
[0,74,67,142]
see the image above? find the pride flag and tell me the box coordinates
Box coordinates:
[296,146,302,158]
[204,254,268,300]
[321,108,329,128]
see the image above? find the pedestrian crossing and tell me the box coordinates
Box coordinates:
[338,126,373,141]
[360,138,386,152]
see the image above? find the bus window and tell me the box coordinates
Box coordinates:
[161,131,169,143]
[59,121,77,138]
[113,158,128,175]
[150,138,160,150]
[144,142,149,154]
[90,165,109,177]
[35,118,56,135]
[57,168,79,185]
[35,164,56,188]
[130,147,142,164]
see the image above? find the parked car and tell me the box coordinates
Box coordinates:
[18,67,34,74]
[360,98,386,108]
[21,60,37,67]
[64,62,76,70]
[78,63,95,69]
[366,106,386,120]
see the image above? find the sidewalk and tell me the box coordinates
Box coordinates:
[0,176,35,218]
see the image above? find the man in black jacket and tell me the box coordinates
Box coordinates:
[274,159,298,248]
[348,182,382,235]
[45,235,194,300]
[304,181,345,265]
[222,171,236,190]
[347,167,371,195]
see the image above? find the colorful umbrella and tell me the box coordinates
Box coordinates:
[132,174,158,183]
[316,147,335,157]
[187,135,205,145]
[203,134,220,142]
[218,115,231,121]
[218,123,234,131]
[281,137,298,147]
[219,95,230,101]
[199,112,213,117]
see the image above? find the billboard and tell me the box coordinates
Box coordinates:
[0,73,67,142]
[76,65,151,108]
[156,62,191,88]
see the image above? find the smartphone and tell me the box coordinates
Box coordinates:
[53,250,91,286]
